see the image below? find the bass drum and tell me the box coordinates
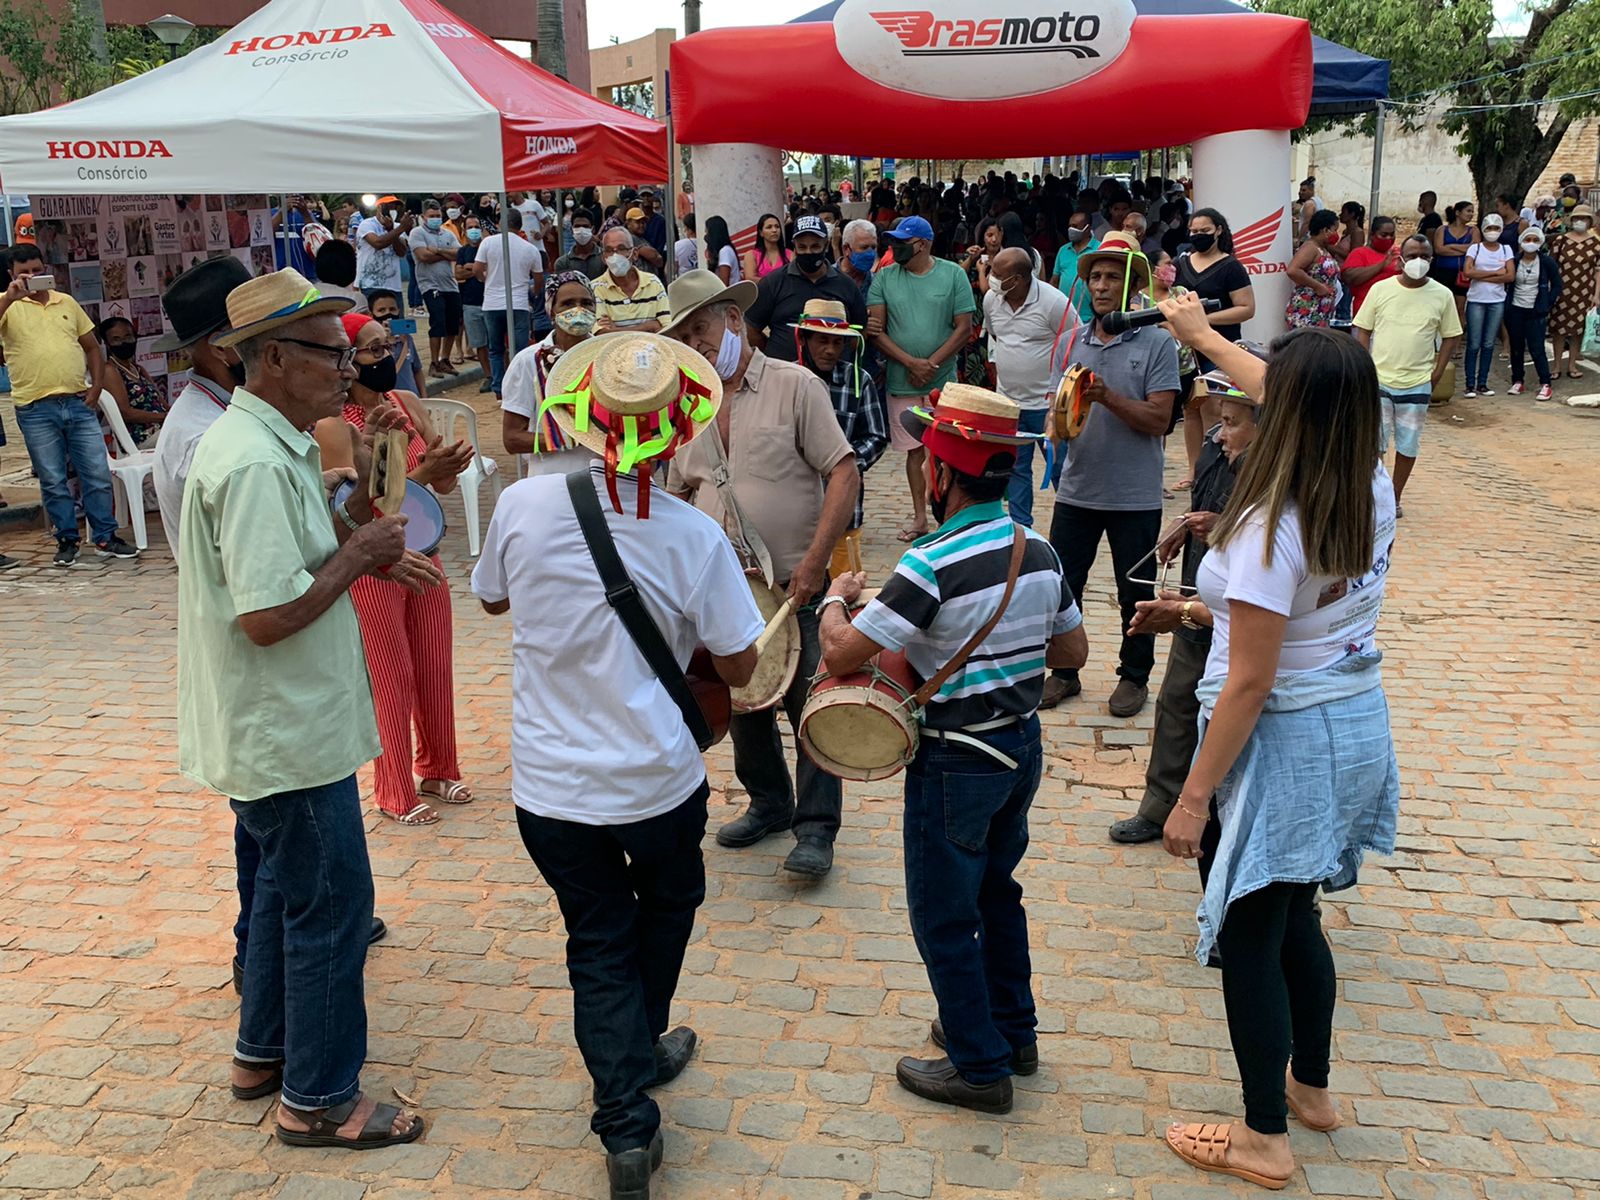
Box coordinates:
[798,650,920,782]
[730,575,800,712]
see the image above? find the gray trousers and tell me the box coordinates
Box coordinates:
[1138,634,1210,824]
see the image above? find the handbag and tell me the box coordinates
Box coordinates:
[567,469,728,751]
[1584,309,1600,360]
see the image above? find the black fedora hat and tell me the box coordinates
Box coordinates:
[149,256,254,353]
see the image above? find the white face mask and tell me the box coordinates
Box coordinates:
[573,227,594,246]
[446,207,460,219]
[714,326,743,380]
[1482,228,1501,243]
[606,253,632,277]
[987,274,1006,295]
[1574,220,1592,233]
[1521,241,1542,255]
[1402,257,1431,281]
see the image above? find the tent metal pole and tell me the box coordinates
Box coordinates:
[499,190,515,392]
[1368,101,1386,222]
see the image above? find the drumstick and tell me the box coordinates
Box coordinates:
[847,535,863,578]
[753,597,796,657]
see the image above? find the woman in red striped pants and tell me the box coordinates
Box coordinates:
[316,313,476,825]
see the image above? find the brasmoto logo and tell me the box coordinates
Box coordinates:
[1233,206,1288,275]
[834,0,1135,99]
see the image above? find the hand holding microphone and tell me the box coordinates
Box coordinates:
[1102,296,1221,336]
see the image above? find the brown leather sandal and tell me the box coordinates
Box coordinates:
[276,1095,424,1150]
[230,1057,283,1100]
[1165,1122,1291,1190]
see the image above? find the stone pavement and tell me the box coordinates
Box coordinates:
[0,378,1598,1200]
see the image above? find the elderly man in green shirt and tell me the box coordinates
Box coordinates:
[179,269,437,1150]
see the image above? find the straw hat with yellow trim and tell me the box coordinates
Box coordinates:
[1076,233,1151,290]
[538,333,722,517]
[211,268,353,347]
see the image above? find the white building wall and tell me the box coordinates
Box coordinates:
[1293,111,1474,220]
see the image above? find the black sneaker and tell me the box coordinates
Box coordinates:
[0,553,18,571]
[54,539,80,568]
[95,536,140,560]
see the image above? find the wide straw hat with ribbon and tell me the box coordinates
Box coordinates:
[901,383,1047,477]
[794,298,862,340]
[211,268,353,347]
[540,332,722,517]
[1076,233,1151,291]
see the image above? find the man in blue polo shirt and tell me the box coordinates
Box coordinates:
[1042,240,1180,719]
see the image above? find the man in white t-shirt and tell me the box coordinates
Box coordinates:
[355,197,411,295]
[514,191,549,240]
[472,207,544,397]
[472,332,761,1199]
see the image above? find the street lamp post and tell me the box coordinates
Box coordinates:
[146,13,196,61]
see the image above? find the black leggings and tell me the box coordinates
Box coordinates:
[1215,880,1337,1135]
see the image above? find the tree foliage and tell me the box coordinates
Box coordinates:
[1255,0,1600,203]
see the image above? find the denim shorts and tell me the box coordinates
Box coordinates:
[463,305,488,349]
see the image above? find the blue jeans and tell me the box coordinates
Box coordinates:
[515,782,710,1152]
[233,819,260,965]
[1006,407,1050,526]
[903,716,1043,1085]
[230,775,373,1111]
[1464,300,1504,390]
[13,395,118,544]
[484,308,531,396]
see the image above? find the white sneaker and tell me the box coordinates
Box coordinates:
[1508,382,1525,395]
[1537,384,1553,401]
[1464,389,1478,398]
[1479,386,1495,396]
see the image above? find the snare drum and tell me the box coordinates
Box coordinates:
[798,650,920,781]
[1053,363,1095,440]
[731,576,800,712]
[332,479,448,557]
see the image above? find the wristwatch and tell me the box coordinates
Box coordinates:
[333,501,363,532]
[1180,600,1201,631]
[819,595,851,617]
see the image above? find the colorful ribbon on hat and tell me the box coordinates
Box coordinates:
[536,363,715,518]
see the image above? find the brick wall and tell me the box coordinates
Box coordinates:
[1531,117,1600,197]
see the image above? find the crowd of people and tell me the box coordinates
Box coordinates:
[0,162,1574,1198]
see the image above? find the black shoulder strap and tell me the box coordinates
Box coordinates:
[566,469,715,751]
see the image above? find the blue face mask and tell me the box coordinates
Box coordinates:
[849,249,877,273]
[466,228,482,243]
[425,217,443,232]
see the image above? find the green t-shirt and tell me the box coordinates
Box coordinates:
[868,258,977,396]
[1050,237,1100,320]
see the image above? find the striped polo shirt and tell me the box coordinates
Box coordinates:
[853,501,1081,731]
[593,270,670,329]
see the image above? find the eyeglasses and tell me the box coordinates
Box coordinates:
[354,341,397,359]
[276,338,357,371]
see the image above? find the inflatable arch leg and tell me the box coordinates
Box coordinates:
[687,143,786,279]
[1192,129,1293,343]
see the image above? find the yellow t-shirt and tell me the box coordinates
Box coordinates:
[1353,277,1464,391]
[0,291,94,406]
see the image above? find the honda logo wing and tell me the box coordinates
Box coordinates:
[1232,206,1285,265]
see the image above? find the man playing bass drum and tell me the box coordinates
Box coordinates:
[818,384,1088,1115]
[471,332,762,1200]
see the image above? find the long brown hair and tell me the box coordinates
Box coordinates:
[1211,327,1380,578]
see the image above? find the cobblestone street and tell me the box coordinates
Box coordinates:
[0,381,1597,1200]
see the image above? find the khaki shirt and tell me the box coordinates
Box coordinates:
[177,389,379,801]
[667,352,853,582]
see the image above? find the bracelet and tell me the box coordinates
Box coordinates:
[1176,798,1209,821]
[332,501,362,532]
[1180,600,1200,630]
[818,595,850,616]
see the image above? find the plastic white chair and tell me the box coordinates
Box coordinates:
[424,398,501,557]
[95,389,158,550]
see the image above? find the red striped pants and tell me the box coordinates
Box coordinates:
[350,564,461,816]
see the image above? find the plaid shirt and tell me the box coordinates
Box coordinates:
[818,357,889,529]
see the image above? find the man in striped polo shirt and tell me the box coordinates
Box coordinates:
[595,226,669,334]
[819,384,1088,1115]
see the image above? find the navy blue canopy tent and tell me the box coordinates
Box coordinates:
[792,0,1388,117]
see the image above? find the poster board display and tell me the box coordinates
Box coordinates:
[27,192,274,406]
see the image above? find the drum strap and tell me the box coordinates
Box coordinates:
[703,422,777,586]
[567,470,717,752]
[911,526,1027,710]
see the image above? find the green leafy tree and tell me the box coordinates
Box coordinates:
[1258,0,1600,205]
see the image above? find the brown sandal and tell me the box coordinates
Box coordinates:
[1165,1122,1291,1190]
[1285,1070,1341,1132]
[230,1057,283,1100]
[276,1095,424,1150]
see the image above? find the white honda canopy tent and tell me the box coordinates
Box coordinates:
[0,0,667,374]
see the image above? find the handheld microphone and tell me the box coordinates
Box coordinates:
[1101,297,1221,335]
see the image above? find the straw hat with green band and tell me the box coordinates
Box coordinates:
[540,332,722,518]
[212,268,353,347]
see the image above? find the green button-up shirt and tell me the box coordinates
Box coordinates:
[177,388,379,802]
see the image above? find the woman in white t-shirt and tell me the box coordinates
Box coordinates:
[703,215,742,286]
[1461,212,1515,397]
[1146,304,1400,1191]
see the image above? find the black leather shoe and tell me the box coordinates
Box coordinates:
[895,1055,1013,1113]
[1108,678,1149,717]
[607,1129,664,1200]
[931,1019,1037,1076]
[1109,816,1164,845]
[783,837,834,878]
[369,917,388,944]
[1038,674,1080,710]
[653,1026,697,1086]
[715,807,792,848]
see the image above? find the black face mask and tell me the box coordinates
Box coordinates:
[892,240,918,265]
[1188,232,1217,253]
[357,357,397,393]
[227,359,248,387]
[795,250,827,274]
[107,341,137,360]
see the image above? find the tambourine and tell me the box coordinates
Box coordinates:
[1053,363,1096,440]
[332,479,447,557]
